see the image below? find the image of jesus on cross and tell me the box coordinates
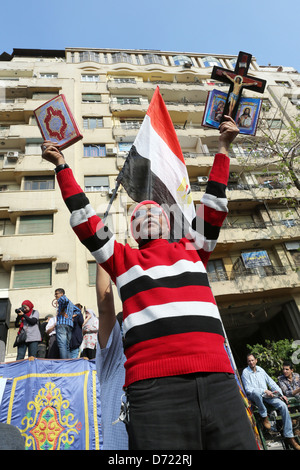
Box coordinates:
[220,72,258,117]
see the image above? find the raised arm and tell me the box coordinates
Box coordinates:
[41,141,119,281]
[187,116,239,265]
[96,263,117,348]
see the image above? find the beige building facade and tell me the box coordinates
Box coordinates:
[0,47,300,366]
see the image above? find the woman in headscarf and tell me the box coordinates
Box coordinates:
[80,309,99,359]
[15,300,41,360]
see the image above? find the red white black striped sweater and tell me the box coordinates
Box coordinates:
[57,153,233,386]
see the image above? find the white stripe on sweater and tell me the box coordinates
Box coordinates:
[91,235,116,264]
[116,258,206,293]
[123,300,220,334]
[200,193,228,213]
[70,204,96,228]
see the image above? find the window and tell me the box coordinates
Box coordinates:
[32,92,58,100]
[173,55,193,67]
[79,51,100,62]
[275,80,291,87]
[118,142,132,152]
[13,263,52,288]
[24,176,54,190]
[111,52,133,64]
[113,77,136,84]
[0,219,15,235]
[18,215,53,234]
[116,97,140,105]
[82,93,101,103]
[40,73,58,78]
[266,119,286,129]
[83,144,106,157]
[84,176,109,192]
[270,208,297,227]
[81,74,99,82]
[144,54,164,65]
[83,117,103,129]
[207,259,228,282]
[203,56,222,67]
[120,120,143,129]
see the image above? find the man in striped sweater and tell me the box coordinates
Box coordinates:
[42,116,258,449]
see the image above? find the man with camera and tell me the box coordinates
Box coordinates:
[14,300,41,360]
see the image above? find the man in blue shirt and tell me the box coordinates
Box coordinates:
[242,353,300,450]
[55,288,80,359]
[95,264,128,450]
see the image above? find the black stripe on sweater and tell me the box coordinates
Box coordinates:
[81,226,114,252]
[120,272,210,303]
[64,192,90,213]
[206,180,227,199]
[191,219,221,241]
[124,315,224,350]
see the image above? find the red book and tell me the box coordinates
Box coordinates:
[34,94,83,150]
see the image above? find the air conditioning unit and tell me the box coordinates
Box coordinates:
[197,176,208,183]
[106,146,116,155]
[55,263,69,273]
[7,151,19,160]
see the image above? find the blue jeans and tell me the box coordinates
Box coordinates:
[17,341,39,360]
[248,391,294,438]
[56,324,72,359]
[70,347,80,359]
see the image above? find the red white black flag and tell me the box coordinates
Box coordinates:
[117,87,195,240]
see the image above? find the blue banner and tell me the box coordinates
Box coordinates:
[241,250,271,269]
[0,358,103,450]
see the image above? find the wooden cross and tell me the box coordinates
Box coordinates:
[211,51,266,120]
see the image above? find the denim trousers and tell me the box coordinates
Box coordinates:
[56,324,72,359]
[125,372,258,450]
[248,391,294,438]
[16,341,39,360]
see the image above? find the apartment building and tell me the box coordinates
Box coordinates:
[0,47,300,365]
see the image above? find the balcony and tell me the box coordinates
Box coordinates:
[210,264,300,300]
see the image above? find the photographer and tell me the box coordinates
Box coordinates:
[14,300,41,360]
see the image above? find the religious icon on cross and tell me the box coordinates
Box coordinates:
[211,51,266,121]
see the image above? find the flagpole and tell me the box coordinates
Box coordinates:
[102,157,130,222]
[102,180,121,223]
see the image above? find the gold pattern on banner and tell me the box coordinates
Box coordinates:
[18,381,81,450]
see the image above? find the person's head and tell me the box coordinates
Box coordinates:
[21,300,34,313]
[54,288,65,299]
[235,75,242,84]
[246,353,257,370]
[75,303,83,311]
[282,361,294,378]
[130,200,170,246]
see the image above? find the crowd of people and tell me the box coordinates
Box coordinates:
[14,291,99,361]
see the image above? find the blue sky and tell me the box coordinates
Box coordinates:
[1,0,300,71]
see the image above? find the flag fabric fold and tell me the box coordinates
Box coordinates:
[117,87,196,240]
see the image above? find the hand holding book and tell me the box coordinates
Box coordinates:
[41,141,66,167]
[34,94,83,150]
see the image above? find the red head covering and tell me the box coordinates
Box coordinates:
[22,300,34,316]
[17,300,34,335]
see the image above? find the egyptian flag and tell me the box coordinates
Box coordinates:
[117,87,195,240]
